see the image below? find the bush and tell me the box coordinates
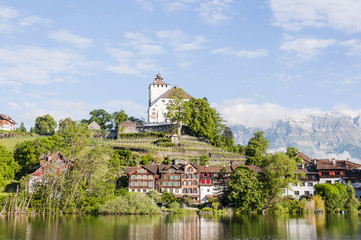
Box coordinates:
[99,193,161,214]
[153,138,172,144]
[157,142,177,147]
[118,132,166,139]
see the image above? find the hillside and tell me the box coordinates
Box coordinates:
[231,112,361,160]
[108,135,246,163]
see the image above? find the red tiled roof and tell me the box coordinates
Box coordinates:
[296,152,311,161]
[0,113,17,124]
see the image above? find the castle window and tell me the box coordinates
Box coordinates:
[162,100,165,103]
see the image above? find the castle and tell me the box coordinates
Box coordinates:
[147,73,192,124]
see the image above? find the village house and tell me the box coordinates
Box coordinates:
[181,163,200,203]
[29,151,72,191]
[0,113,17,131]
[126,165,158,193]
[156,164,183,198]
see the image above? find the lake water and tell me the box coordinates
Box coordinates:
[0,214,360,240]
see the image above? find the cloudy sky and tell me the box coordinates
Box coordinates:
[2,0,361,129]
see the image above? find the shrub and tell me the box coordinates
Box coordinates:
[157,142,177,147]
[99,193,161,214]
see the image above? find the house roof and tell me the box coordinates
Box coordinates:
[0,113,17,124]
[296,152,312,161]
[88,121,101,130]
[161,86,192,99]
[316,159,347,170]
[243,165,263,173]
[126,165,158,175]
[119,120,137,127]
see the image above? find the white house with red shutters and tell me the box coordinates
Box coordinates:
[0,113,17,131]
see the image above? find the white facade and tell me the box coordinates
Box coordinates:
[200,186,217,203]
[147,73,191,123]
[0,122,16,131]
[284,181,318,200]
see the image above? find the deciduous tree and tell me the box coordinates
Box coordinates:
[34,114,57,135]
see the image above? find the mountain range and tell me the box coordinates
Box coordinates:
[231,113,361,161]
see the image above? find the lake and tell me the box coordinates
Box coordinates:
[0,214,360,240]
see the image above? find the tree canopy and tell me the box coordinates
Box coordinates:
[0,145,19,187]
[245,131,270,165]
[166,88,188,135]
[34,114,57,135]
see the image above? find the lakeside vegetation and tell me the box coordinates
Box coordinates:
[0,99,360,215]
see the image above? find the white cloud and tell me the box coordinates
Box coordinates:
[197,0,234,25]
[270,0,361,33]
[0,46,90,85]
[18,15,52,26]
[215,98,328,129]
[0,6,18,19]
[340,39,361,56]
[280,37,336,60]
[49,30,93,48]
[211,47,268,58]
[135,0,154,11]
[156,29,207,51]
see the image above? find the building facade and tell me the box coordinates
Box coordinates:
[0,113,16,131]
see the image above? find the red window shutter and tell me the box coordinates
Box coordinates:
[206,179,210,184]
[207,173,210,177]
[201,179,205,184]
[319,172,322,176]
[340,171,343,176]
[202,173,204,177]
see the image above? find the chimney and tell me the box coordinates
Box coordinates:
[205,164,208,168]
[301,163,304,169]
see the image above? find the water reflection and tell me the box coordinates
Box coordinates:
[0,213,361,240]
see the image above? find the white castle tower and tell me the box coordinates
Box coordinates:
[147,73,191,123]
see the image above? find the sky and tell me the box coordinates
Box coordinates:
[2,0,361,130]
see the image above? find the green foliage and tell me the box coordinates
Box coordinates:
[112,110,129,127]
[88,109,112,130]
[227,167,266,213]
[345,183,360,213]
[261,152,299,210]
[245,131,270,165]
[34,114,57,135]
[57,118,90,158]
[141,155,153,165]
[156,142,177,147]
[268,196,306,214]
[153,138,172,144]
[166,88,188,135]
[166,201,183,214]
[147,190,159,201]
[199,155,209,166]
[286,147,302,163]
[99,193,161,214]
[160,191,179,204]
[19,122,26,133]
[312,195,325,212]
[162,156,172,164]
[184,98,225,147]
[118,132,166,139]
[315,183,351,212]
[0,145,19,187]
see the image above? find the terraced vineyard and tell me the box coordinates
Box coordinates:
[108,135,246,163]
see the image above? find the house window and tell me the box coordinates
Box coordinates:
[148,175,153,179]
[207,189,210,192]
[175,189,179,193]
[137,182,141,186]
[189,189,192,194]
[149,182,154,187]
[188,174,192,179]
[326,181,331,184]
[143,175,147,179]
[188,168,193,172]
[184,174,187,179]
[163,182,167,186]
[169,169,174,173]
[294,191,299,195]
[137,175,141,179]
[188,181,192,185]
[131,175,136,179]
[335,171,340,175]
[143,182,147,186]
[193,188,197,194]
[183,181,187,186]
[184,189,188,194]
[322,172,330,176]
[131,182,135,186]
[301,182,305,187]
[308,183,313,187]
[193,180,197,185]
[162,100,165,103]
[193,174,197,179]
[305,191,310,196]
[164,175,167,180]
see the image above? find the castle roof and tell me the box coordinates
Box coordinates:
[162,86,192,99]
[150,73,170,86]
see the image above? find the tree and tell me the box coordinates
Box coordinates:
[166,88,188,135]
[34,114,57,135]
[286,147,302,163]
[19,122,27,133]
[345,183,360,213]
[0,145,19,187]
[227,166,266,213]
[184,97,225,145]
[57,118,91,158]
[89,109,112,130]
[245,131,270,166]
[199,155,209,166]
[112,110,129,128]
[261,152,300,211]
[214,166,229,205]
[315,183,348,212]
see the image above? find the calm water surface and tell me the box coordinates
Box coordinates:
[0,214,360,240]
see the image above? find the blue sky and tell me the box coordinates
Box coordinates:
[1,0,361,130]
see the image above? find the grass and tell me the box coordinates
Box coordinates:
[0,136,40,151]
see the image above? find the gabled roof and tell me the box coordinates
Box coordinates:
[0,113,17,124]
[119,120,137,127]
[88,121,101,130]
[316,159,347,170]
[161,86,192,99]
[126,165,158,175]
[296,152,312,161]
[158,164,184,174]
